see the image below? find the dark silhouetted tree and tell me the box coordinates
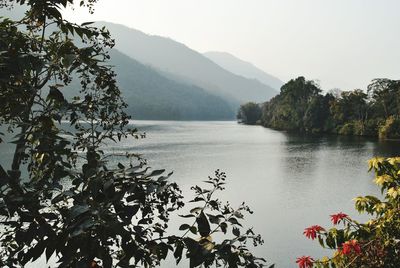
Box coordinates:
[0,1,267,267]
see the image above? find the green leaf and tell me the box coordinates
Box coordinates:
[157,242,169,260]
[179,224,191,231]
[207,214,221,224]
[174,242,184,264]
[228,217,242,226]
[144,169,165,178]
[196,211,211,237]
[81,21,94,26]
[189,226,198,235]
[45,240,56,261]
[47,86,65,103]
[22,240,46,264]
[179,214,195,218]
[232,227,240,237]
[318,236,325,248]
[220,222,228,234]
[69,204,90,218]
[118,163,125,169]
[183,238,205,267]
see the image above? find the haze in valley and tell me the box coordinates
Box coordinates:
[62,0,400,91]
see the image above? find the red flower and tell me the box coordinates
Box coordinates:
[341,240,361,255]
[303,225,325,240]
[296,256,314,268]
[330,212,348,225]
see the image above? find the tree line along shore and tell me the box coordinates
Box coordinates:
[238,77,400,140]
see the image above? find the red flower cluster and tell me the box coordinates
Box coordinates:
[296,256,314,268]
[303,225,325,240]
[341,240,361,255]
[330,212,348,225]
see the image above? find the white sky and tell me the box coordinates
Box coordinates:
[63,0,400,90]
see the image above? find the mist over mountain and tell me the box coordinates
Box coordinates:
[108,50,234,120]
[0,8,278,120]
[204,51,283,90]
[98,22,278,104]
[62,49,234,120]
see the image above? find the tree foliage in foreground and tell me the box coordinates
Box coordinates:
[298,157,400,268]
[0,1,267,267]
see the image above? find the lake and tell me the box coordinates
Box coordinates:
[6,120,400,267]
[107,120,400,267]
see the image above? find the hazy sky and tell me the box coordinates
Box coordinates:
[63,0,400,90]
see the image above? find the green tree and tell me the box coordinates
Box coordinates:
[329,89,369,135]
[0,1,267,267]
[330,89,368,124]
[254,77,400,138]
[367,78,400,119]
[237,102,262,125]
[260,76,321,132]
[303,94,332,133]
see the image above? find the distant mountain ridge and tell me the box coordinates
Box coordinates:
[109,49,235,120]
[204,51,283,90]
[97,22,278,105]
[62,49,234,120]
[0,11,280,121]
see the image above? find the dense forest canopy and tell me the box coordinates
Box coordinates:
[238,76,400,139]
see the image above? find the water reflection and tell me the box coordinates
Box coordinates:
[5,121,400,267]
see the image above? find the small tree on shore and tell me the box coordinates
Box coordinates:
[237,102,262,125]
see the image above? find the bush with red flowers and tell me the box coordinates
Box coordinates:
[330,212,348,225]
[297,157,400,267]
[303,225,325,240]
[296,256,314,268]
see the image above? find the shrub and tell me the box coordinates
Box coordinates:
[338,123,354,135]
[363,118,380,137]
[379,116,400,139]
[298,157,400,267]
[351,120,364,136]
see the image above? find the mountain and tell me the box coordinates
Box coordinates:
[108,50,234,120]
[63,49,234,120]
[97,22,278,105]
[203,51,283,90]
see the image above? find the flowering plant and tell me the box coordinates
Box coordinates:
[297,157,400,267]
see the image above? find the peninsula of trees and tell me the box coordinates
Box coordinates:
[238,77,400,139]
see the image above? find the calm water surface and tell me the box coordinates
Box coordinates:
[106,120,400,267]
[9,120,400,267]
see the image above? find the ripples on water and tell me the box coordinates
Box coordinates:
[3,121,400,267]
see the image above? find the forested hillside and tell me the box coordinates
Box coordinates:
[109,50,234,120]
[98,22,278,104]
[62,49,234,120]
